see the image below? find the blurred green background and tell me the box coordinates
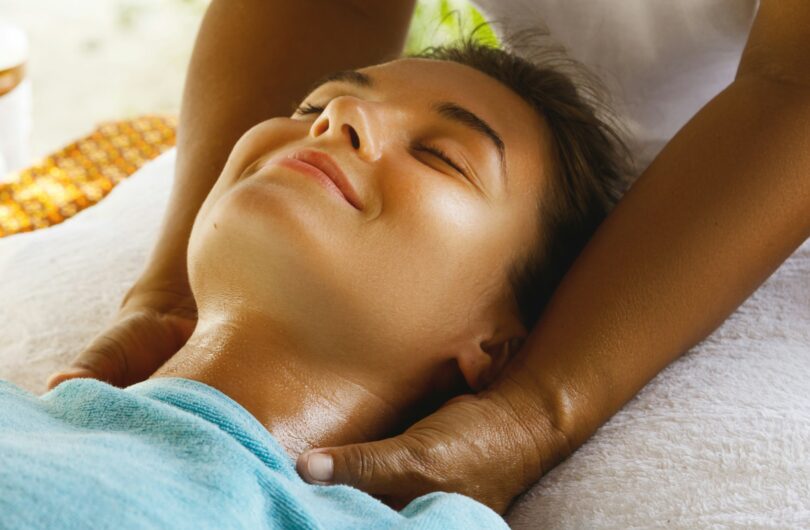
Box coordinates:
[405,0,499,53]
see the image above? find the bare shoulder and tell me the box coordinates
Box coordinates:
[736,0,810,86]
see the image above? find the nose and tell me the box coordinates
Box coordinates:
[309,95,377,161]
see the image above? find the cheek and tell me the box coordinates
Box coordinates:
[351,176,503,329]
[424,186,482,231]
[411,181,508,260]
[222,117,305,184]
[390,165,490,244]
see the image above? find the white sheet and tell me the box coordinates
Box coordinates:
[1,148,808,528]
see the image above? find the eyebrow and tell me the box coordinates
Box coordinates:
[310,69,374,90]
[309,69,507,188]
[430,101,506,182]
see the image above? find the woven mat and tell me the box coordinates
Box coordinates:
[0,115,177,238]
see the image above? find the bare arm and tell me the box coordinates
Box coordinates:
[137,0,416,291]
[495,0,810,498]
[297,0,810,513]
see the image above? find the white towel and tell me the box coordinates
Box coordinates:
[1,148,808,528]
[505,222,810,526]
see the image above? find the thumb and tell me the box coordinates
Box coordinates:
[296,435,436,499]
[47,335,129,390]
[45,368,98,390]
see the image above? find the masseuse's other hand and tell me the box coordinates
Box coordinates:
[46,279,197,389]
[296,383,571,514]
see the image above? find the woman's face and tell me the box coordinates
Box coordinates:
[188,57,553,396]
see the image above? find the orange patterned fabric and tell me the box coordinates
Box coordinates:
[0,115,177,238]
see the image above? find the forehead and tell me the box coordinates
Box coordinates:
[364,57,546,148]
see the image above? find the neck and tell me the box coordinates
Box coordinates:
[150,314,402,459]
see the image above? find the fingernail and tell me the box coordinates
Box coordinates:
[53,369,94,381]
[306,452,333,482]
[47,370,87,386]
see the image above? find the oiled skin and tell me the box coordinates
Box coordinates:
[50,0,810,514]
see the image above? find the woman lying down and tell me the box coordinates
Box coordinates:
[0,37,629,529]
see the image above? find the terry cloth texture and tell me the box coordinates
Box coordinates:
[0,376,508,530]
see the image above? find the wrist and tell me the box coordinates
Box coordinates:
[486,373,575,486]
[121,265,192,310]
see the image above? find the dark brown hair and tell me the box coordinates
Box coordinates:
[407,25,635,333]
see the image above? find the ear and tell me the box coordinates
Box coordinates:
[454,293,529,392]
[456,334,526,392]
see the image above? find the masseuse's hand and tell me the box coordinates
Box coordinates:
[296,379,571,515]
[46,278,197,389]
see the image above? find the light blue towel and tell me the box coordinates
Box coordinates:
[0,377,508,530]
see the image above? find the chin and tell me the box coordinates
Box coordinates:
[187,198,344,320]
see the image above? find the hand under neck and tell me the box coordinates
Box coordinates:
[150,313,403,459]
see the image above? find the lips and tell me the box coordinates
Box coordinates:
[286,149,364,211]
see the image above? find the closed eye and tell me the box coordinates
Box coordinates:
[410,142,468,178]
[294,102,326,116]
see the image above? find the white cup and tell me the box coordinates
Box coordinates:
[0,22,32,177]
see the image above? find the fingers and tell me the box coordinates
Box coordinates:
[293,393,536,514]
[45,368,97,390]
[49,333,130,389]
[45,309,194,391]
[296,435,438,501]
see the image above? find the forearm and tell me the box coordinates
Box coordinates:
[139,0,415,287]
[495,76,810,481]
